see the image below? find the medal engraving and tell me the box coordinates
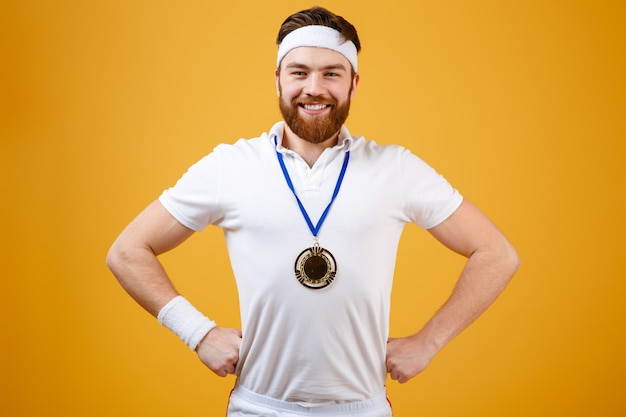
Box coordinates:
[294,243,337,289]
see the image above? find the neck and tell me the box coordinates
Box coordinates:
[282,125,340,167]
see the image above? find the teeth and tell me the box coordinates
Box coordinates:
[303,104,327,111]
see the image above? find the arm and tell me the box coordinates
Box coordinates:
[106,200,193,315]
[106,199,241,377]
[386,199,520,383]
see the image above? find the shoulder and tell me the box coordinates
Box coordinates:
[214,122,283,157]
[214,132,270,153]
[204,132,273,164]
[350,135,426,168]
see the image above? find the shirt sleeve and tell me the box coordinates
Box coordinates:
[158,148,224,232]
[400,149,463,229]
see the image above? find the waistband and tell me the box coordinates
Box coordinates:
[231,384,390,415]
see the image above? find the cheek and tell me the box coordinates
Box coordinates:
[279,83,301,100]
[331,85,353,102]
[276,80,296,100]
[329,79,354,100]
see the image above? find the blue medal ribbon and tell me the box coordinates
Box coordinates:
[274,135,350,237]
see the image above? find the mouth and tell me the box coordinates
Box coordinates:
[299,103,332,114]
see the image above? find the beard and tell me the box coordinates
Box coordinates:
[278,86,352,144]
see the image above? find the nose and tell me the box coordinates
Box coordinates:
[303,73,324,96]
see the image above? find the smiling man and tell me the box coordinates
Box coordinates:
[107,6,520,417]
[277,34,358,152]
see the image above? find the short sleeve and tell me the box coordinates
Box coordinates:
[400,149,463,229]
[158,149,224,232]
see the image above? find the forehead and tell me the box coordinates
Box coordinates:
[281,46,351,71]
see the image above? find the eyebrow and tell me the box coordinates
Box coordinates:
[284,62,348,72]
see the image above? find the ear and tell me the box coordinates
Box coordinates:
[274,68,281,97]
[350,73,360,100]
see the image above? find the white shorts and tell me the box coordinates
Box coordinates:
[227,385,393,417]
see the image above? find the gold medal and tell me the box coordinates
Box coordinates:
[294,241,337,289]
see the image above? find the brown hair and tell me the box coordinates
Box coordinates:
[276,6,361,52]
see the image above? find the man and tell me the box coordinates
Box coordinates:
[107,6,520,417]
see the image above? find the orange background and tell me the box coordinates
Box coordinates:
[1,1,624,415]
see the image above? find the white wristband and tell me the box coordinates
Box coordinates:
[157,296,216,351]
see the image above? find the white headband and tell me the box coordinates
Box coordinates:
[277,25,358,71]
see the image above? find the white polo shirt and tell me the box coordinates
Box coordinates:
[159,122,462,403]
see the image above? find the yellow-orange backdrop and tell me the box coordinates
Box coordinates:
[1,1,624,415]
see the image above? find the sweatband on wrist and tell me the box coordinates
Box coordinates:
[277,25,358,71]
[157,295,216,351]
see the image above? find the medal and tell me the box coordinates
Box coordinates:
[274,135,350,289]
[294,240,337,289]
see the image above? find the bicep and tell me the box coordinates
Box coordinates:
[114,199,195,256]
[427,199,510,258]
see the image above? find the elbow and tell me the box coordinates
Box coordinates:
[105,240,141,292]
[105,242,122,276]
[105,245,117,272]
[503,240,521,279]
[106,239,133,279]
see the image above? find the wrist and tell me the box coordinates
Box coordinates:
[410,331,443,360]
[157,295,216,351]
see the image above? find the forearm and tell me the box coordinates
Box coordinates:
[387,243,519,383]
[415,244,520,356]
[108,244,224,354]
[106,241,179,317]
